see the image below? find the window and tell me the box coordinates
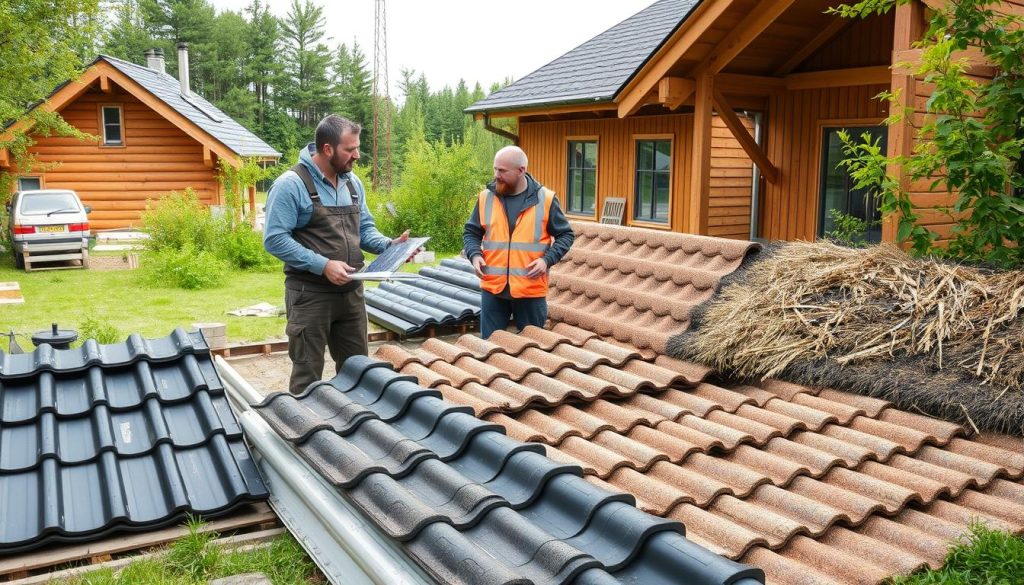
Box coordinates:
[566,141,597,215]
[17,177,41,191]
[634,139,671,223]
[101,105,124,145]
[818,126,888,244]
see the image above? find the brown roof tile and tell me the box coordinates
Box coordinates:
[814,388,891,418]
[706,410,785,445]
[947,439,1024,478]
[733,404,808,436]
[484,412,548,443]
[652,355,714,383]
[372,343,421,369]
[620,393,693,420]
[651,420,727,453]
[452,334,505,359]
[690,383,756,412]
[820,467,923,513]
[549,322,599,345]
[512,346,574,374]
[846,416,938,453]
[478,329,539,355]
[580,399,665,430]
[724,445,812,486]
[790,430,878,467]
[914,445,1008,486]
[741,547,847,585]
[670,503,770,559]
[483,352,543,380]
[551,368,635,398]
[791,393,866,425]
[626,425,704,463]
[519,372,605,403]
[761,399,840,431]
[549,342,613,370]
[421,338,475,362]
[761,438,847,478]
[550,436,637,478]
[877,409,965,444]
[759,379,817,401]
[580,338,643,365]
[399,362,450,387]
[591,430,672,470]
[676,454,772,500]
[436,384,496,416]
[818,423,905,461]
[606,464,725,513]
[516,325,570,350]
[676,414,755,451]
[785,476,887,524]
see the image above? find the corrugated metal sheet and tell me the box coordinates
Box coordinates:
[366,259,481,336]
[0,329,268,553]
[253,355,764,585]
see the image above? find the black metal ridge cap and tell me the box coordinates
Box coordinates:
[253,356,765,585]
[0,328,209,379]
[417,265,481,292]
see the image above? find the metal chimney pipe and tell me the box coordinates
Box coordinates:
[152,47,166,74]
[144,49,157,71]
[176,42,190,96]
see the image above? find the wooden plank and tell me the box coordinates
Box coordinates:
[775,17,855,75]
[713,89,779,183]
[658,77,696,110]
[695,0,798,76]
[0,503,275,578]
[687,74,714,235]
[784,65,892,90]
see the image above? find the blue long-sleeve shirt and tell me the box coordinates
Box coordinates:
[263,143,391,275]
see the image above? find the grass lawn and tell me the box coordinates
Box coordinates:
[0,250,459,349]
[891,524,1024,585]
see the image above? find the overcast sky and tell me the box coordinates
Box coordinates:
[209,0,657,97]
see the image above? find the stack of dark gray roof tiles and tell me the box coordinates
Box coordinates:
[0,329,268,553]
[253,355,764,585]
[366,258,482,335]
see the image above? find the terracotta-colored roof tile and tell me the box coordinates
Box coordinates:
[517,325,571,350]
[547,297,674,353]
[516,347,576,375]
[677,414,755,451]
[732,385,780,407]
[790,430,877,467]
[741,547,847,585]
[725,445,811,486]
[604,465,706,515]
[734,404,807,436]
[483,352,543,381]
[857,515,956,570]
[814,388,891,418]
[591,430,672,471]
[814,528,931,579]
[626,425,703,463]
[669,503,768,560]
[944,438,1024,479]
[607,338,658,360]
[400,363,450,387]
[452,334,505,359]
[857,460,953,504]
[677,453,771,500]
[923,498,1020,533]
[819,423,904,460]
[550,342,612,370]
[791,393,865,425]
[557,435,636,478]
[657,389,724,418]
[519,372,604,403]
[821,467,922,513]
[690,383,756,412]
[652,420,727,453]
[543,444,592,473]
[706,410,784,445]
[847,416,936,453]
[746,483,850,537]
[914,445,1006,486]
[421,337,474,362]
[885,453,978,497]
[619,360,695,388]
[984,477,1024,501]
[768,535,900,585]
[553,368,635,398]
[583,364,662,393]
[373,343,420,369]
[547,405,619,438]
[513,409,584,444]
[620,392,692,421]
[762,438,847,478]
[759,379,817,401]
[580,399,665,430]
[786,476,887,524]
[959,486,1024,528]
[550,322,599,346]
[877,409,966,444]
[761,399,840,432]
[580,338,642,366]
[455,381,528,413]
[652,355,715,384]
[485,412,547,443]
[708,494,812,550]
[892,508,972,544]
[481,330,539,355]
[551,271,702,322]
[974,432,1024,453]
[451,356,510,385]
[436,383,494,416]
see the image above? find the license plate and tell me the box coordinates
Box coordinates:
[39,225,65,233]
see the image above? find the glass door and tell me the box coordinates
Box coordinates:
[818,126,888,244]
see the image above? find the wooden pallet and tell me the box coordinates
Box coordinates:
[0,503,279,583]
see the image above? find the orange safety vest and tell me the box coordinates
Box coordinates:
[477,186,555,298]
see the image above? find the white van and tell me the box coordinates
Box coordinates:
[7,189,91,270]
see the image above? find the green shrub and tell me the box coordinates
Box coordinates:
[141,189,226,253]
[76,316,121,345]
[823,209,878,248]
[143,244,228,290]
[382,140,488,253]
[219,224,280,272]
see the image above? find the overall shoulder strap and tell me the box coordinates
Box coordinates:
[345,176,359,204]
[290,164,319,202]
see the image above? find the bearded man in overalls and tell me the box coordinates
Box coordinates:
[264,115,409,394]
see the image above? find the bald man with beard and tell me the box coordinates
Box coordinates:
[464,146,575,338]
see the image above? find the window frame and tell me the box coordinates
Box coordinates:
[99,104,125,147]
[816,122,888,244]
[631,135,674,226]
[564,137,599,218]
[17,176,43,191]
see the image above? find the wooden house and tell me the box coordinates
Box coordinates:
[468,0,1019,243]
[1,46,279,230]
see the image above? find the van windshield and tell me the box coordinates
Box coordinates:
[20,193,80,215]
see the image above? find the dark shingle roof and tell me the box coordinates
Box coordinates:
[101,55,280,158]
[466,0,701,113]
[366,259,481,335]
[0,329,268,553]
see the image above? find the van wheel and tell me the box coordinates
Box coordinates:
[14,253,24,269]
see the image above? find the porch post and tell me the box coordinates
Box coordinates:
[687,73,714,235]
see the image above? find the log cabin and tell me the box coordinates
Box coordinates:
[467,0,1020,244]
[0,45,280,231]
